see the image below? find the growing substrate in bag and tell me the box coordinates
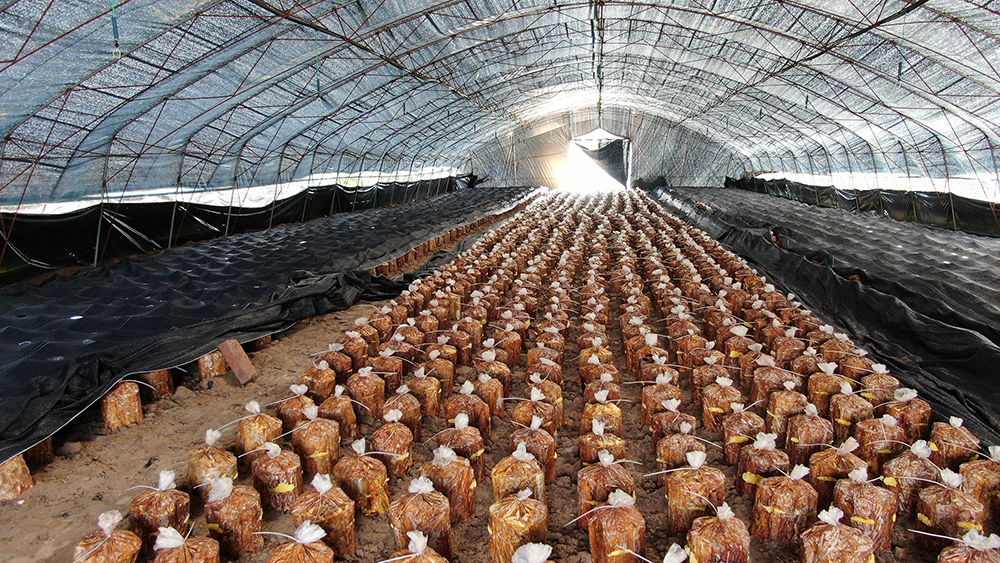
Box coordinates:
[74,511,142,563]
[204,478,263,557]
[751,465,818,544]
[418,445,477,523]
[488,490,548,563]
[265,521,333,563]
[916,470,987,550]
[833,468,897,551]
[799,506,875,563]
[189,429,238,501]
[371,411,414,478]
[492,442,546,503]
[290,475,355,557]
[389,476,453,560]
[435,414,486,482]
[331,439,390,516]
[237,401,282,466]
[128,470,191,554]
[686,503,750,563]
[588,489,646,563]
[665,451,726,535]
[577,451,636,529]
[251,443,303,512]
[151,528,219,563]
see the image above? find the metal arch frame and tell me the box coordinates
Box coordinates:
[0,0,998,204]
[169,3,999,187]
[188,13,868,185]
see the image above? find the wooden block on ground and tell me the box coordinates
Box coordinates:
[218,339,257,385]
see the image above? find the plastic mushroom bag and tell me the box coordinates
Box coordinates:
[527,372,565,428]
[301,361,338,403]
[418,445,476,523]
[292,406,341,476]
[655,422,706,480]
[346,367,386,421]
[372,409,413,478]
[265,521,333,563]
[960,445,1000,525]
[151,527,219,563]
[511,415,558,482]
[640,372,682,426]
[722,403,766,465]
[389,477,452,560]
[442,381,491,440]
[930,417,981,472]
[588,489,646,563]
[251,442,303,512]
[859,367,899,416]
[808,438,869,508]
[686,503,750,563]
[492,442,546,503]
[435,413,486,481]
[317,385,360,441]
[883,388,933,443]
[701,376,742,432]
[237,400,282,466]
[204,477,263,557]
[883,440,941,516]
[800,506,874,563]
[736,432,789,498]
[291,474,356,557]
[512,386,558,438]
[407,367,442,417]
[580,390,623,438]
[488,489,548,563]
[330,439,390,516]
[388,531,449,563]
[665,451,725,535]
[189,428,238,501]
[853,415,906,475]
[785,403,834,467]
[577,450,636,529]
[832,467,896,551]
[938,529,1000,563]
[916,469,987,550]
[276,384,317,434]
[73,511,142,563]
[751,465,818,544]
[128,470,191,553]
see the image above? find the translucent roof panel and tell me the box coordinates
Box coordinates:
[0,0,998,206]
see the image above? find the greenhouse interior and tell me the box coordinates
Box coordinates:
[1,1,999,562]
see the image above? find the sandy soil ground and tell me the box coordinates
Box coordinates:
[0,249,937,563]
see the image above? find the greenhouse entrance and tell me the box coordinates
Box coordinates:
[563,128,631,191]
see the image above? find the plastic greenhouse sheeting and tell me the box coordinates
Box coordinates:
[1,1,999,206]
[0,174,474,285]
[726,177,1000,238]
[648,186,1000,445]
[0,186,536,462]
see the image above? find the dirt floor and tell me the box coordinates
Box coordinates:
[0,252,940,563]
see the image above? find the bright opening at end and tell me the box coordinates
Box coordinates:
[554,128,630,193]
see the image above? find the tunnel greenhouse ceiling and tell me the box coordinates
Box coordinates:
[0,0,999,207]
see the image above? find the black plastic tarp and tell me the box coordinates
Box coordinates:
[726,176,1000,237]
[0,186,534,462]
[0,175,475,286]
[647,187,1000,445]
